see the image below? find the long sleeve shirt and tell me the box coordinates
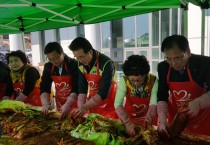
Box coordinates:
[40,54,78,94]
[157,54,210,102]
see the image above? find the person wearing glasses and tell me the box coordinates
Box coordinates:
[40,42,79,118]
[68,37,117,119]
[4,50,41,106]
[114,55,158,136]
[157,35,210,137]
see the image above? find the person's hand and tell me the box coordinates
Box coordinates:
[157,101,169,138]
[15,93,27,102]
[60,103,71,119]
[41,92,51,115]
[187,99,201,118]
[69,106,86,119]
[158,122,169,138]
[70,94,102,119]
[2,96,10,100]
[188,92,210,118]
[60,93,78,119]
[42,104,52,115]
[125,121,136,136]
[167,104,189,138]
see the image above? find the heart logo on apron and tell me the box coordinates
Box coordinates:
[55,82,69,92]
[173,90,192,102]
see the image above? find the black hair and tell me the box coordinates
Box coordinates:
[123,55,150,76]
[44,42,63,54]
[161,35,189,52]
[69,37,93,53]
[6,50,29,65]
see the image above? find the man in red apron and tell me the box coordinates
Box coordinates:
[68,37,117,119]
[115,55,158,136]
[40,42,79,118]
[157,35,210,137]
[5,50,41,106]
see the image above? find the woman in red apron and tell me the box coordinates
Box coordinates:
[5,50,41,106]
[40,42,78,118]
[115,55,158,136]
[69,37,117,119]
[157,35,210,138]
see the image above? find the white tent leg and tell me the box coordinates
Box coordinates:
[9,34,25,52]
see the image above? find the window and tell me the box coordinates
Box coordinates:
[59,27,76,40]
[152,11,159,46]
[137,14,149,47]
[102,22,111,48]
[111,20,123,48]
[126,51,134,58]
[139,50,148,58]
[161,9,170,41]
[152,48,159,59]
[152,61,159,76]
[103,51,110,57]
[123,16,135,48]
[114,52,118,58]
[172,8,178,35]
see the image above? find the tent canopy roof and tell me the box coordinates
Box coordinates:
[0,0,188,35]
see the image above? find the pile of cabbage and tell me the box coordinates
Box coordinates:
[70,114,142,145]
[0,100,28,113]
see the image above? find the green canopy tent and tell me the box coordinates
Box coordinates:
[0,0,188,35]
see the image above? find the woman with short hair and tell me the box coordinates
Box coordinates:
[115,55,158,136]
[5,50,41,106]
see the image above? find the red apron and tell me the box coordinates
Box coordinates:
[0,83,6,100]
[13,82,41,106]
[51,63,77,111]
[124,76,156,125]
[167,66,210,136]
[84,53,117,118]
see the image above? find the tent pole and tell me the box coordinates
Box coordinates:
[21,32,26,53]
[201,8,205,55]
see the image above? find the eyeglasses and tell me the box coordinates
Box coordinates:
[75,51,91,61]
[164,54,185,63]
[128,75,146,85]
[47,54,61,62]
